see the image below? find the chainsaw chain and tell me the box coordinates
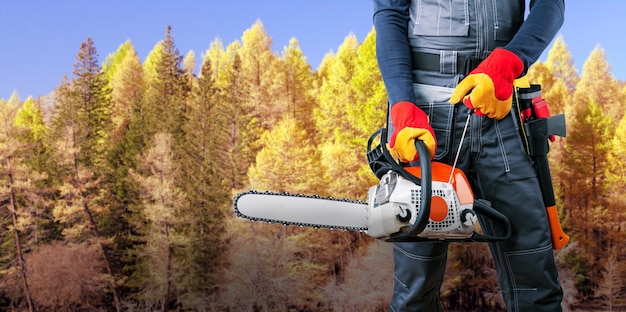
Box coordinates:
[233,190,368,232]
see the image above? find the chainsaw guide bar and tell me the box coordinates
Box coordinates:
[234,190,368,232]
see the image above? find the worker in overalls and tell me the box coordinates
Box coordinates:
[373,0,565,311]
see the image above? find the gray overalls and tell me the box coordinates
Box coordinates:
[387,1,564,311]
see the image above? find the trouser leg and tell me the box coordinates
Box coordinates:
[389,242,449,312]
[468,111,563,312]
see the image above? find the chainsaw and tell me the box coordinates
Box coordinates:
[234,123,512,243]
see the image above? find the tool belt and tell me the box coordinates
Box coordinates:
[513,78,566,157]
[411,51,483,76]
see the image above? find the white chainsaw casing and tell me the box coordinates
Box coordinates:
[418,180,476,240]
[365,171,476,240]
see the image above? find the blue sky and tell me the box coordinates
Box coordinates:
[1,0,625,100]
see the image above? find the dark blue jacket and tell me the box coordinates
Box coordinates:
[373,0,565,105]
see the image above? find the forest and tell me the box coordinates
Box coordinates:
[1,20,625,311]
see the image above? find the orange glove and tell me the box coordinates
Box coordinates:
[389,101,437,162]
[450,48,524,119]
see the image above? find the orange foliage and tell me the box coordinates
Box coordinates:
[27,242,107,310]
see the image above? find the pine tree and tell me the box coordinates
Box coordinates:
[176,56,230,308]
[71,38,112,171]
[51,43,122,310]
[101,40,147,296]
[141,26,189,147]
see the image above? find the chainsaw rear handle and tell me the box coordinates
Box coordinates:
[367,128,432,241]
[469,199,512,242]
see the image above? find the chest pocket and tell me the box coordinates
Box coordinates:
[412,0,470,37]
[411,0,523,41]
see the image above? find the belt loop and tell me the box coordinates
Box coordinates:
[451,51,458,75]
[440,50,446,74]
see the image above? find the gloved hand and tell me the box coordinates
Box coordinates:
[389,101,437,162]
[450,48,524,119]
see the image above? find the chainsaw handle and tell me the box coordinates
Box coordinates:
[366,128,432,241]
[470,199,512,242]
[387,136,433,241]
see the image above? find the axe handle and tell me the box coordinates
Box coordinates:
[546,205,569,250]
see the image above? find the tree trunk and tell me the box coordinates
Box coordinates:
[8,169,35,312]
[73,161,122,312]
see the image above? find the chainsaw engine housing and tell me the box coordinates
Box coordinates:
[366,169,477,240]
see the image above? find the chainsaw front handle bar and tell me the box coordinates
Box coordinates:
[367,128,432,241]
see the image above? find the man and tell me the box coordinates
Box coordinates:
[373,0,565,311]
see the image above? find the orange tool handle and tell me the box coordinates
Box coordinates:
[546,205,569,250]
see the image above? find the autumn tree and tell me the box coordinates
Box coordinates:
[543,36,579,91]
[239,19,279,131]
[560,98,614,295]
[130,133,188,311]
[0,94,36,312]
[314,32,383,199]
[606,113,626,240]
[206,39,257,190]
[595,246,624,311]
[315,34,359,142]
[219,219,326,311]
[103,40,145,132]
[27,242,107,311]
[248,117,325,194]
[271,38,318,136]
[13,96,56,242]
[573,45,623,122]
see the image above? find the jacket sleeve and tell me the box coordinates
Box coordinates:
[373,0,417,105]
[505,0,565,71]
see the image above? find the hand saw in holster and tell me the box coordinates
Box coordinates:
[234,128,512,243]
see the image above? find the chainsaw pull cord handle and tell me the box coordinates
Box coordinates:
[377,129,432,241]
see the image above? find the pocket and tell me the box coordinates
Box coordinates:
[411,0,469,37]
[493,0,524,41]
[502,246,563,311]
[494,117,536,182]
[412,84,455,160]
